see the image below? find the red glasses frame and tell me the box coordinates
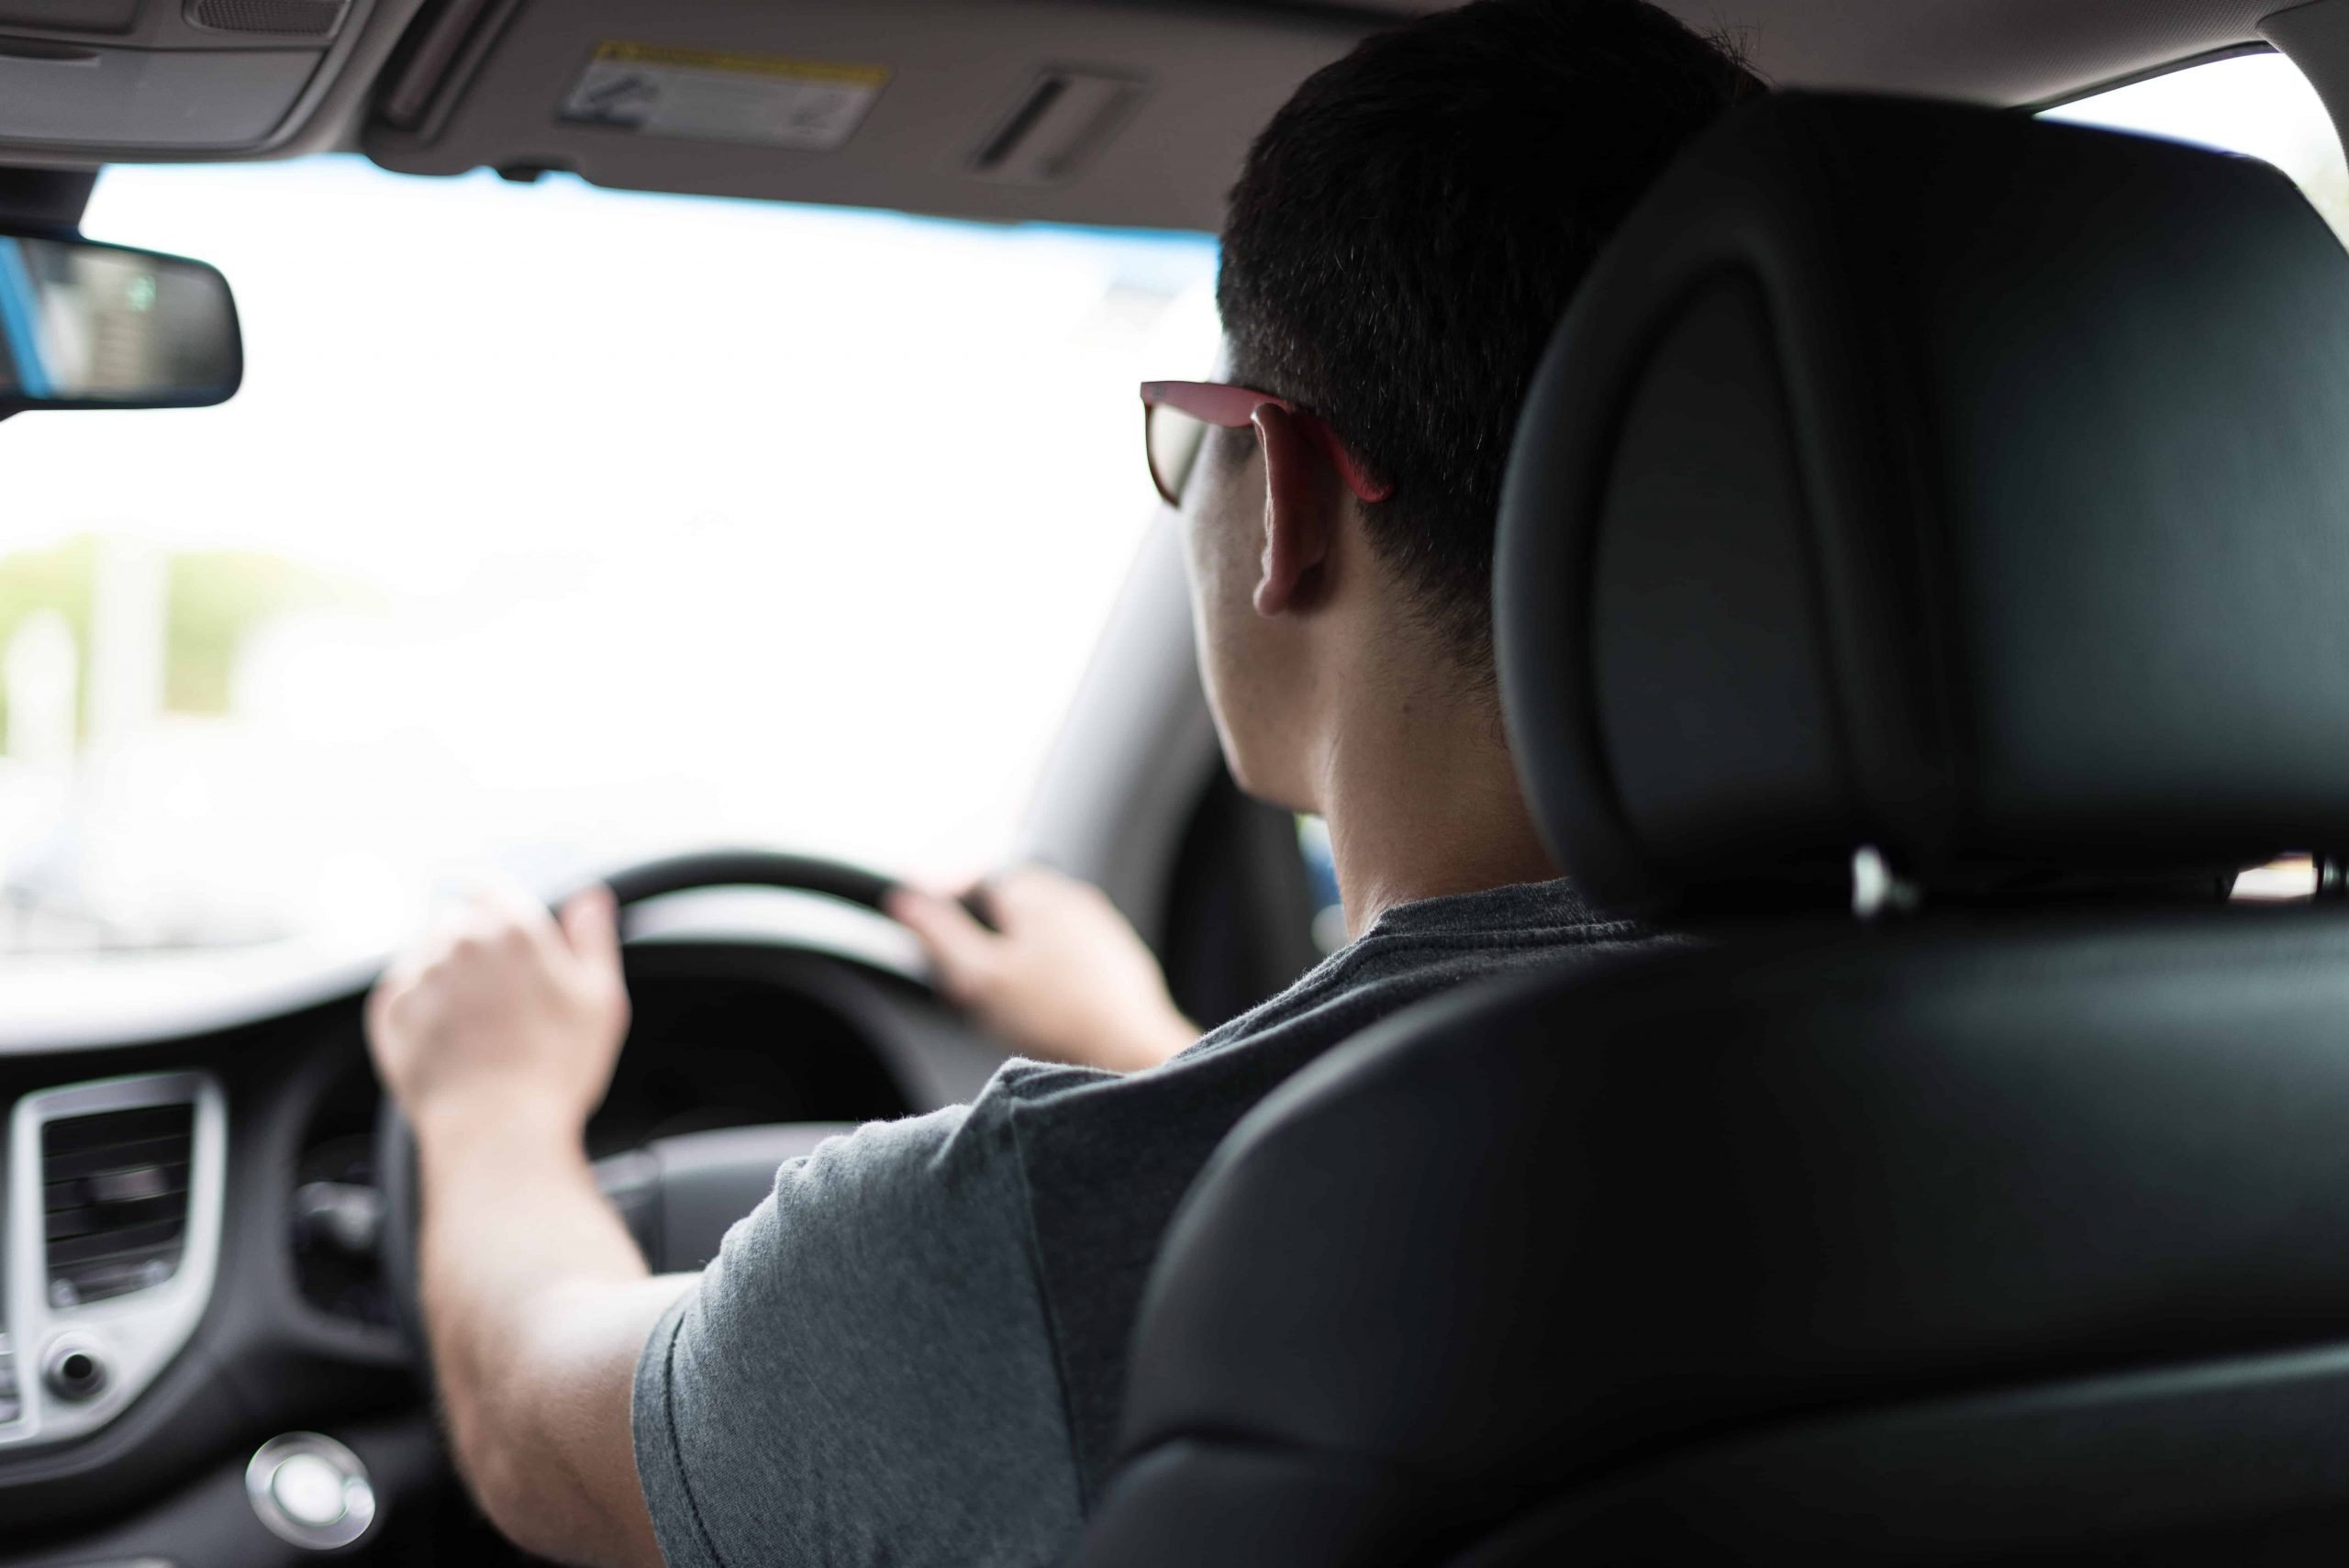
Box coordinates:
[1140,380,1394,506]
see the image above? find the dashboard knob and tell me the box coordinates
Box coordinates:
[292,1180,384,1254]
[271,1451,351,1527]
[245,1431,378,1551]
[41,1336,106,1402]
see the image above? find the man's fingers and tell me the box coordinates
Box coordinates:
[362,970,399,1051]
[560,885,625,989]
[885,886,998,1001]
[986,864,1063,912]
[484,880,564,952]
[985,863,1106,927]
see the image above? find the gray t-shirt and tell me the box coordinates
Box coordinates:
[632,878,1650,1568]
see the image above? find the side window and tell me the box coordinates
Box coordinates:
[2043,50,2349,242]
[1158,768,1323,1032]
[1296,816,1347,955]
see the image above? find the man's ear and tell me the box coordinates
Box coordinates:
[1251,403,1340,618]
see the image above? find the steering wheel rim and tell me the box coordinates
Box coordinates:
[372,849,937,1360]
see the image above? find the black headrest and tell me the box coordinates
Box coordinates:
[1497,93,2349,917]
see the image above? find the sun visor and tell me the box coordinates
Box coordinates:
[365,0,1369,231]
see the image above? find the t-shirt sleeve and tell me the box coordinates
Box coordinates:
[630,1094,1082,1568]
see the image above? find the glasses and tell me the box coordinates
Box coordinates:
[1140,380,1393,507]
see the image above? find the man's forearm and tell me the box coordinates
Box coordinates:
[415,1099,687,1567]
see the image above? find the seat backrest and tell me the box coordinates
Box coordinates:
[1068,93,2349,1565]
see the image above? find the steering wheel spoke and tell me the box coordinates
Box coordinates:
[593,1124,855,1273]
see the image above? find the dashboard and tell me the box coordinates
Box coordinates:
[0,924,1007,1568]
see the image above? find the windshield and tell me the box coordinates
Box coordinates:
[0,161,1218,957]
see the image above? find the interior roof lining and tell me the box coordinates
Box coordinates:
[1210,0,2294,108]
[0,0,2330,231]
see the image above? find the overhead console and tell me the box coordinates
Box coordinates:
[0,0,421,161]
[364,0,1372,230]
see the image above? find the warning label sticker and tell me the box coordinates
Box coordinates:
[560,41,889,152]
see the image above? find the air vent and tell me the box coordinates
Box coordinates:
[184,0,345,36]
[970,68,1147,187]
[42,1102,195,1307]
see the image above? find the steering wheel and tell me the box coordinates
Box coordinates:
[372,850,957,1356]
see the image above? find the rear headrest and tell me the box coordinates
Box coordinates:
[1497,93,2349,917]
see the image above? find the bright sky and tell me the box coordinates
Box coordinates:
[0,159,1218,950]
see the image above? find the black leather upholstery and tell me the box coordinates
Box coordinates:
[1068,95,2349,1566]
[1077,912,2349,1564]
[1497,94,2349,916]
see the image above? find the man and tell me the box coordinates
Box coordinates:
[363,4,1760,1563]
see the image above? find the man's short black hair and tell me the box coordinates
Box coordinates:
[1219,0,1762,673]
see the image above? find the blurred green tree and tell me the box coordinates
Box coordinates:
[163,548,338,716]
[0,533,342,740]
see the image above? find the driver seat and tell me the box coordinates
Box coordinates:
[1067,94,2349,1564]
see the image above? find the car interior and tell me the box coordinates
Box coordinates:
[6,0,2349,1564]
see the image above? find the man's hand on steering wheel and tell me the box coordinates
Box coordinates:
[362,881,670,1568]
[889,865,1197,1073]
[366,883,631,1144]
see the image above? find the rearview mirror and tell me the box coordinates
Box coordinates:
[0,234,240,414]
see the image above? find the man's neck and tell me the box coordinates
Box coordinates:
[1314,657,1558,940]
